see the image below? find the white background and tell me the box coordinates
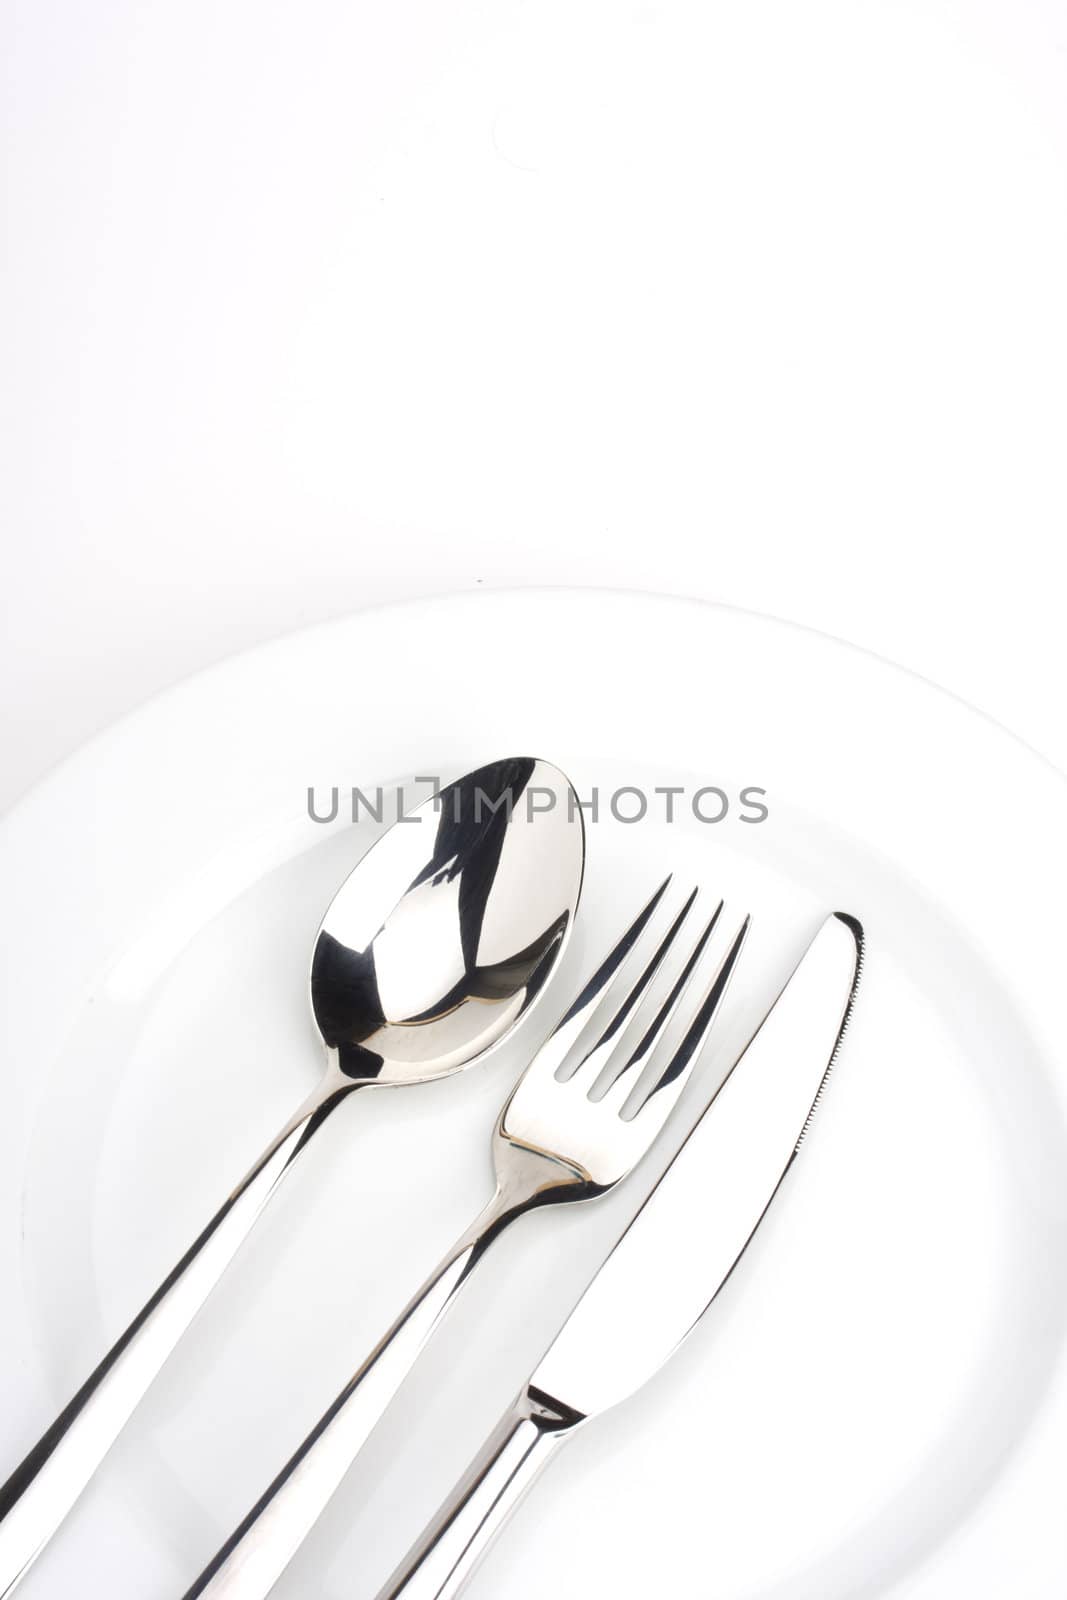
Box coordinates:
[2,0,1066,811]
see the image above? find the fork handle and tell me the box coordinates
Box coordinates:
[0,1079,348,1599]
[182,1186,521,1600]
[375,1394,577,1600]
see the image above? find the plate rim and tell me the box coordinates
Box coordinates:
[4,583,1064,829]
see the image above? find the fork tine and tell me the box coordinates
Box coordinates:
[564,887,699,1090]
[528,875,673,1084]
[625,915,750,1121]
[595,899,724,1106]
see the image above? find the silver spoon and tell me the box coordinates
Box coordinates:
[0,755,584,1597]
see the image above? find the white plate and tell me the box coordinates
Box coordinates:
[1,589,1065,1600]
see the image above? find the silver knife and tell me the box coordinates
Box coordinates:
[374,911,864,1600]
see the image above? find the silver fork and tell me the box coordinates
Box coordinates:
[184,878,750,1600]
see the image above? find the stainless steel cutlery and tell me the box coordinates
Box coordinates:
[0,757,583,1597]
[0,746,865,1600]
[374,912,863,1600]
[184,878,749,1599]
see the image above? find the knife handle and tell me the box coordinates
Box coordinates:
[375,1393,578,1600]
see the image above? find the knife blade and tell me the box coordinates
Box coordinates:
[376,911,863,1600]
[530,908,862,1420]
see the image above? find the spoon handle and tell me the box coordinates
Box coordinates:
[182,1184,522,1600]
[0,1080,347,1598]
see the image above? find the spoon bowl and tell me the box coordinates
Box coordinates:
[311,756,584,1081]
